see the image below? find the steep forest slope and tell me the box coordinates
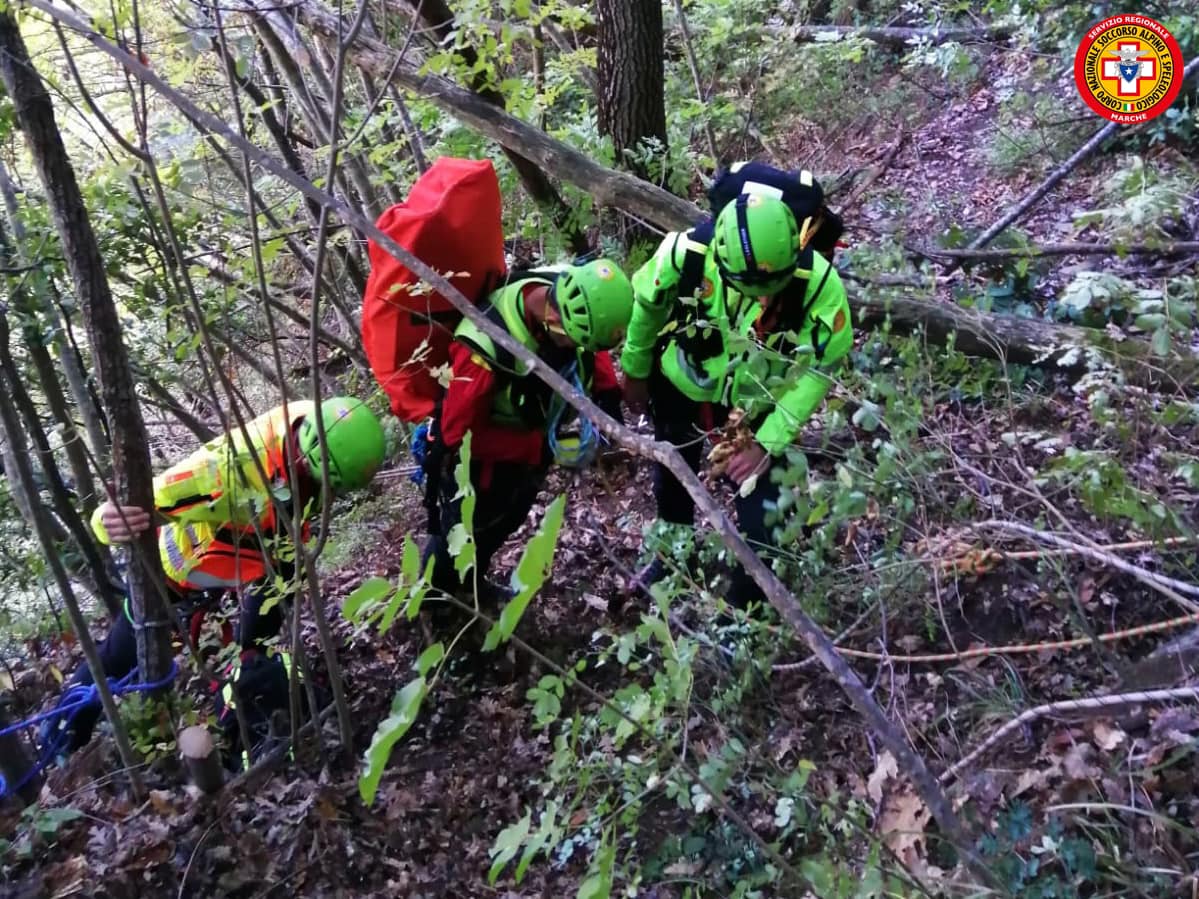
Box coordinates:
[0,1,1196,897]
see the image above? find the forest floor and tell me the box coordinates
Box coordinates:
[3,44,1198,899]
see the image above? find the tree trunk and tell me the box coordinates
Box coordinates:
[0,11,171,683]
[854,294,1198,390]
[47,281,112,470]
[0,310,123,618]
[23,328,100,512]
[0,707,42,805]
[596,0,667,181]
[0,161,109,473]
[0,358,146,798]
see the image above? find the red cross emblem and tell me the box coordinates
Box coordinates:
[1100,41,1156,97]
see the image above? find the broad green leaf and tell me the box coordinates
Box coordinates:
[801,856,837,896]
[378,588,408,634]
[1151,327,1171,357]
[359,677,428,805]
[515,801,560,882]
[482,494,566,651]
[401,535,421,585]
[577,835,615,899]
[415,642,445,677]
[343,577,392,622]
[639,615,675,659]
[852,403,880,432]
[34,807,82,834]
[404,584,428,621]
[488,810,531,885]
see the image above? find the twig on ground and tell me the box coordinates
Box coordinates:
[840,129,906,211]
[942,685,1199,783]
[976,520,1199,611]
[178,817,225,899]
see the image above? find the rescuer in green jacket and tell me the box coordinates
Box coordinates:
[621,190,853,608]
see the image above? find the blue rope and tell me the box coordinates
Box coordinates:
[409,422,431,485]
[0,660,179,800]
[547,361,600,468]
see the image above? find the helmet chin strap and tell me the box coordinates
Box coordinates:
[734,195,757,272]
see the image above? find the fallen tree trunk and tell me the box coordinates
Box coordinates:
[788,23,1014,46]
[393,0,590,254]
[292,0,1199,389]
[855,293,1198,390]
[293,0,706,231]
[917,240,1199,261]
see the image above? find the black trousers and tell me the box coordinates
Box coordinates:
[648,371,787,609]
[423,457,548,596]
[62,576,288,750]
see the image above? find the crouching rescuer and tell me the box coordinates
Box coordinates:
[417,258,634,599]
[42,397,386,766]
[622,165,853,611]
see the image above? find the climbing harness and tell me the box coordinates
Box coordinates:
[0,661,179,800]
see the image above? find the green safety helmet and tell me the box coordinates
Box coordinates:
[551,258,634,352]
[298,397,386,494]
[712,194,801,296]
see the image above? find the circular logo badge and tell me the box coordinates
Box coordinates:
[1074,15,1183,124]
[595,262,615,281]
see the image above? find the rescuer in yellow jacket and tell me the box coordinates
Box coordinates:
[46,397,387,764]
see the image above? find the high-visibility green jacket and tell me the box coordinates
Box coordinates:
[623,231,853,454]
[90,403,312,586]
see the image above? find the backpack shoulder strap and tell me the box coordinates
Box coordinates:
[454,303,519,374]
[675,222,714,302]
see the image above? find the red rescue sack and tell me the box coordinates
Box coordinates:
[362,157,507,422]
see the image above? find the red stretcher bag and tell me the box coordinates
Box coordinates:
[362,157,507,422]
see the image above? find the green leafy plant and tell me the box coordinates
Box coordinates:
[0,805,83,863]
[348,434,567,806]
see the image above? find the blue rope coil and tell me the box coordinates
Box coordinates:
[409,421,431,485]
[547,361,600,468]
[0,660,179,800]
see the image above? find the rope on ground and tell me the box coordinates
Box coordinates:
[0,661,178,800]
[940,685,1199,784]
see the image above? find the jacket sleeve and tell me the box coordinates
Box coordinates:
[440,342,545,466]
[621,233,686,380]
[90,504,114,546]
[754,275,854,455]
